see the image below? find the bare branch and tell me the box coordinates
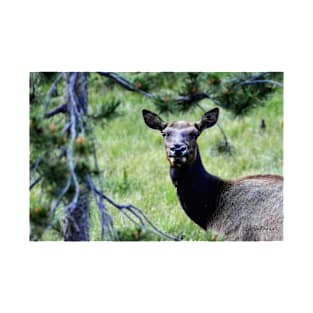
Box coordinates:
[30,156,43,172]
[43,73,63,116]
[176,92,211,104]
[39,177,72,237]
[97,72,157,98]
[125,204,182,240]
[239,79,283,88]
[224,72,283,89]
[97,72,211,105]
[87,120,117,240]
[88,175,115,240]
[65,73,80,214]
[119,209,143,227]
[29,177,42,190]
[49,176,72,217]
[30,156,43,185]
[87,177,181,241]
[33,72,185,241]
[62,121,72,134]
[45,103,67,118]
[223,72,271,84]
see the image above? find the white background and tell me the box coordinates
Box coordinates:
[1,1,312,312]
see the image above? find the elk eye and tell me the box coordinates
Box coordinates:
[161,132,167,138]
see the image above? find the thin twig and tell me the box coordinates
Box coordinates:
[87,120,117,240]
[223,72,271,84]
[30,156,43,172]
[119,209,143,227]
[30,156,43,183]
[43,73,63,116]
[87,177,181,241]
[65,73,80,214]
[97,72,158,99]
[39,176,72,238]
[239,79,283,88]
[224,72,283,89]
[29,177,42,190]
[49,176,72,217]
[62,121,72,134]
[125,204,181,241]
[45,103,67,118]
[97,72,211,105]
[88,175,114,240]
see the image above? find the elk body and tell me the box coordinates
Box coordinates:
[142,108,283,241]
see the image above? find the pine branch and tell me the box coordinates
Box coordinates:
[32,72,185,241]
[43,73,63,116]
[30,158,43,190]
[87,120,117,240]
[29,177,42,190]
[97,72,159,99]
[45,103,67,118]
[89,175,115,240]
[224,72,283,89]
[87,177,181,241]
[38,177,72,240]
[239,79,283,88]
[223,72,271,85]
[176,92,211,104]
[97,72,211,105]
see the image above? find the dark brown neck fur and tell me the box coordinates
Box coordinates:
[170,147,224,230]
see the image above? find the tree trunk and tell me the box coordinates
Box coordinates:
[64,189,90,241]
[63,72,90,241]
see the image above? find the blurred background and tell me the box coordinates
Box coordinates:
[29,72,283,241]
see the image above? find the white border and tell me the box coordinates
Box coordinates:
[1,1,313,312]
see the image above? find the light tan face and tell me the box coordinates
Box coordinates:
[142,108,219,168]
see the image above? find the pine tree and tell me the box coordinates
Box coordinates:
[30,72,283,241]
[30,72,179,241]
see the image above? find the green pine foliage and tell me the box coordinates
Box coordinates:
[30,72,283,241]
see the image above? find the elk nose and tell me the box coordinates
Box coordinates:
[169,144,188,157]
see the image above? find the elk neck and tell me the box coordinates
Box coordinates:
[169,145,224,229]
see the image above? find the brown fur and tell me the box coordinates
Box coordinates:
[212,177,283,240]
[142,108,283,241]
[233,174,283,184]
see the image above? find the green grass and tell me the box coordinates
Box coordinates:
[36,87,283,241]
[87,89,283,241]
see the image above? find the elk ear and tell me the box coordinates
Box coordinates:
[142,109,167,131]
[195,107,219,131]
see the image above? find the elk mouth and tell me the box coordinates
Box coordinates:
[167,154,188,167]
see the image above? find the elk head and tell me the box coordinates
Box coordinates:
[142,108,219,168]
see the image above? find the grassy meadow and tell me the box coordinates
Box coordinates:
[36,76,283,241]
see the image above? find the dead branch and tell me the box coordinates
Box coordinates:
[97,72,211,105]
[31,72,183,241]
[45,103,67,118]
[29,177,42,190]
[224,72,283,89]
[89,176,115,240]
[239,79,283,88]
[43,73,63,116]
[64,72,80,214]
[87,176,181,241]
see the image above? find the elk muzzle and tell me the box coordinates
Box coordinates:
[169,143,188,157]
[167,143,190,167]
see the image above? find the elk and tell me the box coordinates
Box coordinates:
[142,108,283,241]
